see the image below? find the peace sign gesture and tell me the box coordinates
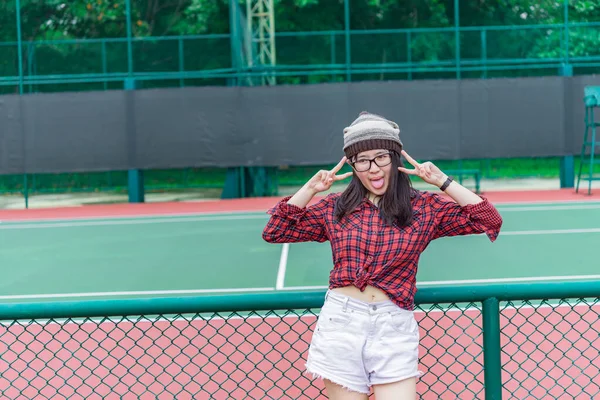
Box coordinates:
[306,156,353,194]
[399,150,448,188]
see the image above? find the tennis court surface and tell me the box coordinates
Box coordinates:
[0,188,599,399]
[1,189,599,301]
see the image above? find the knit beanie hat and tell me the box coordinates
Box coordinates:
[343,111,403,159]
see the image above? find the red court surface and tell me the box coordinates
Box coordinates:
[0,188,597,222]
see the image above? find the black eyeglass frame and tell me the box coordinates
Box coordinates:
[349,151,394,172]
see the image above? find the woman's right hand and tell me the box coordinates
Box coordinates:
[306,156,353,194]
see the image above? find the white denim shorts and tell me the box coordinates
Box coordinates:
[306,290,422,395]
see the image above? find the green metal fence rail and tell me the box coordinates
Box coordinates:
[0,281,598,399]
[4,20,600,90]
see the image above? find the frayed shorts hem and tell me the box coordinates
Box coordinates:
[369,370,424,387]
[305,362,371,395]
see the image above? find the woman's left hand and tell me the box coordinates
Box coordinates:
[398,150,447,188]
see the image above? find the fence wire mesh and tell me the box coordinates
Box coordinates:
[0,298,598,399]
[500,298,600,400]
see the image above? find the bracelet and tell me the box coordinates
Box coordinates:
[439,176,453,191]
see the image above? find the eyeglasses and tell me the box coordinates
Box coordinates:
[351,152,392,172]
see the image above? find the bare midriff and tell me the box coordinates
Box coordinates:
[332,284,390,303]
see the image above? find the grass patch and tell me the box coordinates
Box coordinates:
[2,156,600,195]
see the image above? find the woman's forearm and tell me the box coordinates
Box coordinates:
[438,175,484,206]
[287,184,318,208]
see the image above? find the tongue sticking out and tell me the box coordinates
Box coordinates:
[371,178,385,190]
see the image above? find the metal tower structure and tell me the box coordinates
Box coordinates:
[223,0,277,199]
[246,0,276,86]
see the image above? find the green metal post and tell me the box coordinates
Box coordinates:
[240,166,247,197]
[344,0,351,81]
[26,43,33,93]
[481,29,487,79]
[229,0,237,72]
[228,0,241,86]
[406,31,412,80]
[15,0,23,94]
[128,169,144,203]
[482,297,502,400]
[23,174,28,209]
[330,32,336,82]
[124,77,138,89]
[454,0,461,79]
[178,38,185,87]
[124,78,144,203]
[125,0,133,76]
[558,0,572,77]
[559,44,574,188]
[560,155,575,188]
[16,0,26,208]
[222,167,242,198]
[101,41,108,90]
[221,0,243,198]
[564,0,569,66]
[588,109,596,195]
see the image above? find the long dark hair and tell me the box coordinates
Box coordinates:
[334,151,415,227]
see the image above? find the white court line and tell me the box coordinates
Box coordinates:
[494,199,600,206]
[4,217,600,234]
[2,202,600,229]
[276,243,290,290]
[280,285,328,291]
[3,198,591,224]
[0,210,267,224]
[498,204,600,212]
[281,274,600,291]
[417,275,600,286]
[276,228,600,290]
[0,287,276,301]
[500,228,600,235]
[0,214,268,229]
[0,197,599,225]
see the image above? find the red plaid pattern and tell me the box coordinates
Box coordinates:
[263,191,503,310]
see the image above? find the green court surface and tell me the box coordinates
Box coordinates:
[1,200,600,303]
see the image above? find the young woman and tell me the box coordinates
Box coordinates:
[262,112,503,400]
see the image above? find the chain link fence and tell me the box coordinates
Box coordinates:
[0,290,598,399]
[500,298,600,399]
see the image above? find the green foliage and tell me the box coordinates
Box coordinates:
[3,0,600,90]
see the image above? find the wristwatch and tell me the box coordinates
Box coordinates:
[439,176,453,191]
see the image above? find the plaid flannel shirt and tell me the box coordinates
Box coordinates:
[263,190,503,310]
